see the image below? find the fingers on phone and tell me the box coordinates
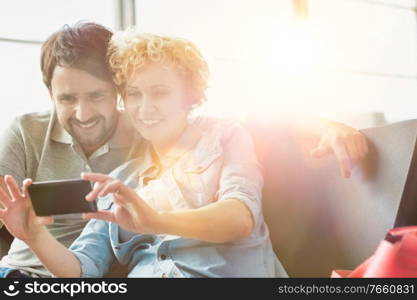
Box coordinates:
[86,180,111,201]
[83,211,114,223]
[82,172,111,182]
[36,216,54,225]
[99,180,122,197]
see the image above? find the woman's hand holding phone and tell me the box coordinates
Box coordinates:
[82,172,163,235]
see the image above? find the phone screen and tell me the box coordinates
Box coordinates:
[28,179,97,216]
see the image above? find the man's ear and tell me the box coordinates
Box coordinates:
[48,88,54,100]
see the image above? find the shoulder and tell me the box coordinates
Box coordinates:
[0,110,52,144]
[193,115,252,146]
[8,110,52,135]
[107,134,152,186]
[182,115,254,169]
[108,155,150,188]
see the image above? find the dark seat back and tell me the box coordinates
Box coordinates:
[245,119,417,277]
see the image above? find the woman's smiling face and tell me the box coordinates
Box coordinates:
[124,62,191,148]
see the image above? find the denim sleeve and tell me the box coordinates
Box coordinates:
[68,160,142,278]
[69,218,115,278]
[217,123,264,229]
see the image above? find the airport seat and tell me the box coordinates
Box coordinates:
[0,118,416,277]
[245,119,417,277]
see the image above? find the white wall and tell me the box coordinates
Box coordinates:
[136,0,417,127]
[308,0,417,125]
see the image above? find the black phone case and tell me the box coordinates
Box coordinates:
[28,179,97,216]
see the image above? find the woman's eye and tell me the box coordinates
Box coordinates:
[91,95,105,102]
[153,90,169,97]
[127,92,142,98]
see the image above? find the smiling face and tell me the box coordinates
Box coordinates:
[50,66,119,155]
[124,62,190,150]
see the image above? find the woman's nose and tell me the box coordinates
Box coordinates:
[138,97,157,114]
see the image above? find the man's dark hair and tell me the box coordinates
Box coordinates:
[41,22,113,90]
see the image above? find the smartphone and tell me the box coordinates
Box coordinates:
[28,179,97,216]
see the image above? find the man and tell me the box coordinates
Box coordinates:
[0,22,144,277]
[0,22,367,278]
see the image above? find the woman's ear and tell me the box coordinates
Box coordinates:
[184,84,201,110]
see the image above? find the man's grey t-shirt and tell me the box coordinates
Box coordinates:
[0,110,144,276]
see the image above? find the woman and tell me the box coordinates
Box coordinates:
[0,31,287,277]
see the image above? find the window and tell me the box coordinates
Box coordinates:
[0,0,116,128]
[1,0,416,129]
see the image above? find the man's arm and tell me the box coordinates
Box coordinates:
[283,116,369,178]
[0,175,81,277]
[309,118,368,178]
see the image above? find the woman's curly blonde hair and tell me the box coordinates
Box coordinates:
[108,30,209,107]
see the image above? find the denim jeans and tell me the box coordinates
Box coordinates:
[0,267,32,278]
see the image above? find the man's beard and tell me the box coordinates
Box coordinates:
[68,114,117,150]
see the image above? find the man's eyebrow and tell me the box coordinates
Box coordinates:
[86,89,111,96]
[56,93,77,98]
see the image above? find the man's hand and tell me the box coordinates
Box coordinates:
[0,175,53,243]
[82,172,162,234]
[310,121,369,178]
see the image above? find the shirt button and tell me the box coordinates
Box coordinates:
[162,273,168,278]
[160,254,167,260]
[115,245,120,250]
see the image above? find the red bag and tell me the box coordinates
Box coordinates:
[332,226,417,278]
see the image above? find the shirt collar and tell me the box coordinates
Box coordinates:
[137,121,202,180]
[159,121,202,163]
[50,110,72,144]
[137,142,160,181]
